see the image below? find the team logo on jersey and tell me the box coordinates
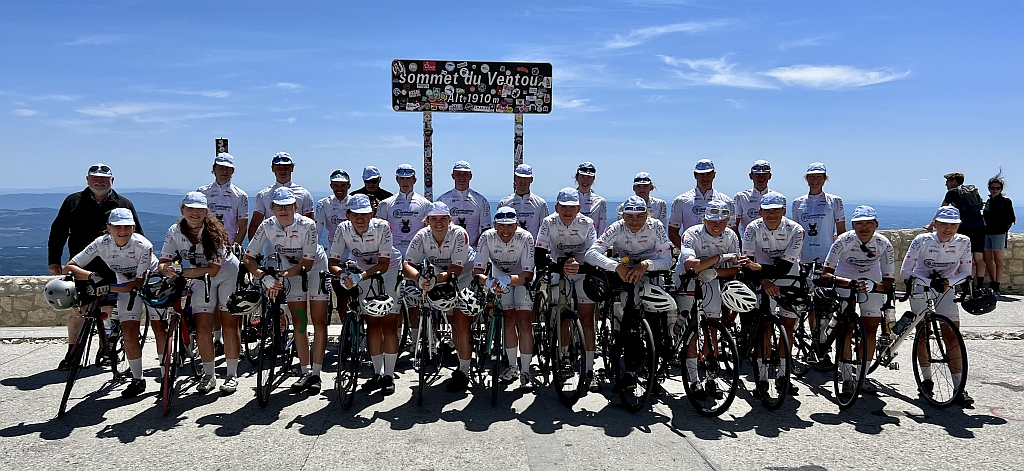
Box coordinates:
[330,215,343,224]
[844,256,873,267]
[692,206,705,215]
[401,220,411,233]
[801,213,825,223]
[457,217,467,227]
[285,255,300,265]
[808,223,819,237]
[519,220,528,230]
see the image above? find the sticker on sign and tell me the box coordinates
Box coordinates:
[392,60,552,114]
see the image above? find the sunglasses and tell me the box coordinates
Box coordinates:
[89,165,111,174]
[622,206,647,213]
[751,165,771,173]
[271,203,293,211]
[990,186,1003,190]
[396,169,416,177]
[860,242,876,259]
[494,211,517,221]
[706,207,731,217]
[271,157,293,165]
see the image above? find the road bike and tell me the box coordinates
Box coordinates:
[157,272,205,416]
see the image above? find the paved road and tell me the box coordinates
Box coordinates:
[1,296,1022,470]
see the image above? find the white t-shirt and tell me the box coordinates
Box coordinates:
[498,192,548,238]
[405,224,471,272]
[328,218,403,273]
[437,188,491,247]
[197,181,248,242]
[899,232,973,284]
[791,192,845,263]
[535,212,597,261]
[159,223,237,282]
[824,231,896,282]
[253,181,315,217]
[733,187,784,237]
[246,215,327,269]
[742,217,805,276]
[584,218,673,272]
[72,233,157,284]
[579,190,608,235]
[617,196,668,228]
[474,227,536,276]
[314,194,349,246]
[670,187,735,234]
[681,224,739,262]
[376,191,431,251]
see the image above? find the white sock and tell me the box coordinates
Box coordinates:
[213,329,223,343]
[371,354,384,375]
[952,373,962,389]
[922,364,932,380]
[128,358,142,379]
[686,358,699,384]
[226,359,239,378]
[203,361,215,376]
[520,354,532,374]
[505,347,518,368]
[459,358,471,374]
[384,353,398,377]
[410,329,420,346]
[301,364,310,374]
[156,355,165,377]
[585,350,595,372]
[312,363,322,376]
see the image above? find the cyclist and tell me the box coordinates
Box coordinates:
[820,205,895,398]
[247,152,314,240]
[157,192,241,394]
[617,172,668,227]
[402,201,475,392]
[314,169,352,247]
[197,153,248,246]
[669,159,734,249]
[742,193,805,395]
[474,206,537,391]
[499,164,548,238]
[574,162,608,234]
[329,194,404,396]
[673,200,743,398]
[535,188,600,392]
[63,208,159,398]
[899,205,974,406]
[438,160,491,247]
[791,162,846,265]
[351,166,395,213]
[584,195,674,394]
[376,164,430,354]
[733,160,784,239]
[243,187,330,394]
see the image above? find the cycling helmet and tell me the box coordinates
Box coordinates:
[425,280,458,311]
[722,280,757,313]
[639,284,677,313]
[361,278,395,318]
[457,286,484,317]
[400,282,422,306]
[141,275,187,309]
[777,287,812,314]
[227,288,262,314]
[43,278,78,310]
[812,287,840,314]
[583,271,612,302]
[961,291,997,315]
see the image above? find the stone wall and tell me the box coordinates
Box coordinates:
[2,230,1022,326]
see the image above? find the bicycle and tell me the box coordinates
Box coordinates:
[671,270,739,417]
[735,274,794,410]
[772,262,826,378]
[156,271,205,416]
[605,272,662,413]
[57,278,130,418]
[414,261,458,406]
[253,254,303,408]
[868,276,969,408]
[814,284,869,409]
[531,258,587,406]
[478,273,506,407]
[331,267,374,410]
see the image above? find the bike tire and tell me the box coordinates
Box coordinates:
[531,289,551,386]
[751,315,791,411]
[162,315,180,416]
[337,313,360,410]
[617,316,656,413]
[597,302,616,383]
[790,313,815,377]
[833,316,867,409]
[490,311,503,407]
[417,313,431,406]
[912,314,968,408]
[255,306,278,408]
[681,318,739,417]
[184,316,201,379]
[242,301,263,366]
[398,300,412,352]
[553,317,587,407]
[58,317,93,418]
[139,306,150,349]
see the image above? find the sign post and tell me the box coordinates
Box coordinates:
[215,138,228,155]
[423,112,433,201]
[514,113,524,169]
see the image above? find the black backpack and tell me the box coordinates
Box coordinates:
[958,185,984,214]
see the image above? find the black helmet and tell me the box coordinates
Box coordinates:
[426,280,458,311]
[812,287,840,314]
[583,270,612,302]
[227,288,262,314]
[777,286,812,314]
[141,275,186,309]
[961,291,997,315]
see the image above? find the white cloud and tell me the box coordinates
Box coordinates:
[66,34,126,46]
[605,19,733,49]
[379,135,418,148]
[275,82,302,90]
[725,98,745,109]
[552,96,600,112]
[761,65,910,89]
[13,108,40,117]
[778,35,832,50]
[77,103,161,117]
[659,56,777,89]
[277,117,297,124]
[157,89,231,98]
[31,94,81,101]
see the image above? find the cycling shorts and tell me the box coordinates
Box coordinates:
[835,287,884,318]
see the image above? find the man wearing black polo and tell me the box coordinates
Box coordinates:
[48,163,143,370]
[351,166,394,212]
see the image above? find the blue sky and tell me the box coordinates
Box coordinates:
[2,1,1021,205]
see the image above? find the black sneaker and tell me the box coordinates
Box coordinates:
[306,375,322,394]
[586,371,601,393]
[613,373,637,394]
[651,381,666,397]
[445,370,470,392]
[688,383,708,401]
[919,379,934,397]
[756,380,770,398]
[121,378,146,398]
[58,358,71,372]
[361,374,385,392]
[381,375,395,396]
[291,372,315,392]
[777,378,798,395]
[705,380,724,400]
[958,390,975,407]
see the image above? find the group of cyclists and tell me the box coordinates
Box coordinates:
[44,152,979,411]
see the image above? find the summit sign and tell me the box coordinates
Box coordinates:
[392,60,552,114]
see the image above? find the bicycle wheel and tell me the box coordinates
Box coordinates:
[790,312,815,377]
[255,307,278,407]
[417,313,432,406]
[337,313,360,410]
[490,311,503,407]
[913,314,968,408]
[617,316,656,413]
[278,310,296,378]
[242,301,264,365]
[751,316,791,411]
[183,315,201,379]
[161,315,180,416]
[398,300,412,352]
[531,289,551,386]
[139,306,150,349]
[597,302,617,382]
[833,316,867,409]
[553,316,586,407]
[681,318,739,417]
[58,318,93,418]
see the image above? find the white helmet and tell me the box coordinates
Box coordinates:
[722,280,757,313]
[457,286,483,317]
[360,277,395,318]
[43,278,78,310]
[426,282,458,311]
[639,284,677,313]
[400,282,422,307]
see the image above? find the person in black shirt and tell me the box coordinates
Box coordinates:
[938,172,987,288]
[351,166,394,213]
[983,169,1015,293]
[48,163,143,370]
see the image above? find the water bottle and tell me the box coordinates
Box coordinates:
[820,316,838,342]
[892,311,916,336]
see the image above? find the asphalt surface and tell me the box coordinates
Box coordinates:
[1,295,1022,471]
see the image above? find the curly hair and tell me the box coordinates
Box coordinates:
[177,212,230,262]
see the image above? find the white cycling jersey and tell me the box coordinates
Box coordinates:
[328,218,403,273]
[791,192,845,263]
[535,212,597,260]
[159,223,240,280]
[314,194,349,246]
[72,233,157,283]
[741,217,804,276]
[674,224,739,300]
[733,187,784,237]
[669,187,735,234]
[405,224,471,272]
[246,215,327,269]
[617,197,668,228]
[376,191,431,251]
[585,218,673,272]
[824,231,896,282]
[474,227,535,276]
[498,192,548,238]
[197,181,248,242]
[253,182,314,217]
[579,190,608,235]
[437,188,491,247]
[899,232,973,284]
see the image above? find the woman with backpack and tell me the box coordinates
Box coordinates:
[983,169,1016,293]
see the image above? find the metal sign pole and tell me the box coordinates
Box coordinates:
[513,113,524,169]
[423,111,433,202]
[215,138,228,155]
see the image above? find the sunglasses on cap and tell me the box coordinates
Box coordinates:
[751,164,771,173]
[494,211,517,221]
[396,168,415,177]
[622,205,646,213]
[706,207,731,217]
[271,157,293,165]
[860,242,876,259]
[89,165,111,174]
